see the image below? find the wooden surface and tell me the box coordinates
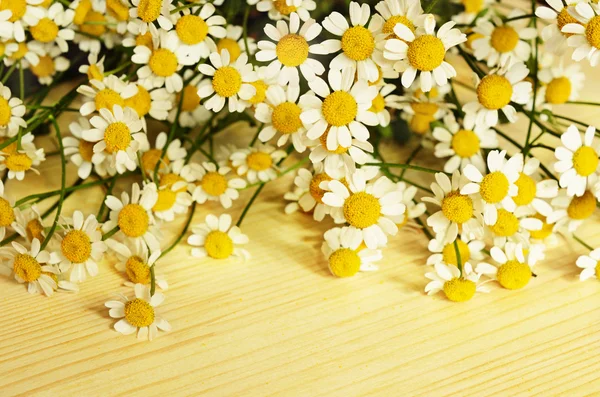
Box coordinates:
[2,63,600,397]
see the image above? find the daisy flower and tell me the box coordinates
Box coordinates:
[424,171,484,245]
[291,164,340,222]
[399,82,452,135]
[471,10,537,68]
[107,239,168,290]
[230,144,286,183]
[71,1,109,54]
[0,0,44,42]
[187,213,250,260]
[29,45,69,85]
[197,50,257,113]
[127,0,173,34]
[252,0,316,22]
[425,262,489,302]
[63,117,111,179]
[512,155,558,214]
[77,74,137,116]
[549,187,597,232]
[29,3,74,52]
[322,170,405,249]
[388,181,426,228]
[78,52,105,81]
[255,84,307,152]
[284,185,307,215]
[0,82,26,137]
[0,132,45,180]
[433,114,498,174]
[485,208,544,248]
[246,65,281,107]
[139,132,187,175]
[538,61,584,109]
[307,131,374,179]
[169,70,212,128]
[463,60,532,127]
[0,180,16,240]
[322,226,382,277]
[375,0,424,42]
[12,205,44,243]
[82,105,147,174]
[451,0,493,25]
[124,83,172,131]
[476,242,544,290]
[383,14,466,92]
[301,68,378,151]
[181,161,246,209]
[554,125,600,197]
[57,211,107,283]
[535,0,585,54]
[563,2,600,66]
[132,30,195,93]
[576,248,600,282]
[426,236,485,267]
[151,170,193,222]
[103,182,161,251]
[367,83,402,128]
[106,283,171,340]
[2,239,59,296]
[216,24,257,62]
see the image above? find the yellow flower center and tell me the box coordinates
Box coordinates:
[159,172,186,191]
[73,0,92,25]
[248,80,268,105]
[442,239,470,266]
[125,255,150,284]
[382,15,415,40]
[136,32,154,49]
[137,0,162,23]
[5,152,32,172]
[489,208,519,237]
[369,94,386,113]
[443,277,476,302]
[309,173,332,204]
[557,7,579,35]
[95,88,125,111]
[341,25,375,61]
[104,122,131,153]
[153,189,177,212]
[273,0,296,15]
[490,25,519,53]
[466,32,484,50]
[200,171,228,196]
[141,148,169,173]
[176,15,208,45]
[585,15,600,49]
[451,129,480,158]
[410,113,435,134]
[513,173,536,206]
[272,101,303,134]
[343,191,381,229]
[217,38,241,62]
[545,77,571,104]
[204,230,234,259]
[567,190,596,220]
[407,35,446,72]
[0,96,11,126]
[26,218,44,242]
[276,34,309,67]
[124,298,155,327]
[572,146,598,177]
[319,127,349,154]
[328,248,361,277]
[107,0,129,21]
[0,197,15,227]
[322,91,358,127]
[30,17,59,43]
[176,84,200,112]
[13,253,41,282]
[477,75,513,110]
[462,0,483,13]
[496,259,531,290]
[80,11,106,37]
[0,0,26,22]
[61,230,92,264]
[441,190,473,224]
[118,203,149,237]
[596,261,600,279]
[30,55,55,78]
[149,48,178,77]
[246,151,273,171]
[9,42,27,60]
[529,213,553,240]
[479,171,509,204]
[212,66,242,98]
[124,85,151,117]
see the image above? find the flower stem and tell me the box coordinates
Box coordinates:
[236,183,265,227]
[364,162,446,175]
[454,239,463,274]
[242,5,251,60]
[160,204,196,258]
[101,226,119,241]
[524,37,538,155]
[573,234,594,251]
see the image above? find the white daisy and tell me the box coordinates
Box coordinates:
[451,0,493,25]
[107,239,168,290]
[0,179,16,241]
[538,61,584,109]
[0,132,45,180]
[138,132,187,175]
[230,144,286,183]
[388,181,427,228]
[124,83,172,131]
[535,0,585,54]
[181,161,246,209]
[29,3,74,52]
[563,2,600,66]
[3,40,44,68]
[576,248,600,281]
[216,24,257,62]
[375,0,424,42]
[322,226,382,277]
[168,70,212,128]
[150,169,193,222]
[425,262,489,302]
[77,74,137,117]
[476,242,544,290]
[0,0,43,42]
[253,0,316,22]
[399,82,452,135]
[0,82,26,137]
[291,163,341,222]
[12,205,44,243]
[549,187,597,233]
[368,83,402,127]
[29,44,69,85]
[63,117,111,179]
[512,155,558,215]
[306,132,373,180]
[187,213,250,260]
[426,236,485,267]
[78,52,105,81]
[127,0,173,34]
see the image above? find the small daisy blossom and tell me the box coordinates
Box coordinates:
[230,144,286,183]
[548,186,597,233]
[375,0,424,41]
[0,180,16,241]
[0,0,44,42]
[169,70,212,128]
[535,0,585,54]
[554,125,600,197]
[563,2,600,66]
[322,226,382,277]
[388,181,427,228]
[197,50,257,113]
[29,45,70,85]
[124,83,172,131]
[106,283,171,340]
[150,173,193,222]
[12,205,44,243]
[425,262,489,302]
[476,242,544,290]
[63,117,109,179]
[537,61,584,108]
[127,0,173,34]
[368,83,402,127]
[511,155,558,215]
[256,12,326,86]
[252,0,316,22]
[78,52,105,81]
[181,162,246,209]
[187,213,250,260]
[216,24,257,62]
[107,239,168,290]
[322,170,405,249]
[383,14,466,92]
[575,248,600,282]
[29,3,75,53]
[0,132,45,180]
[426,236,485,267]
[291,164,340,222]
[76,74,137,117]
[0,82,26,137]
[138,132,187,175]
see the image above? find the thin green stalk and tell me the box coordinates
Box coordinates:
[364,162,445,175]
[524,37,539,155]
[573,234,594,251]
[454,239,463,274]
[242,5,251,60]
[504,13,535,22]
[101,226,119,241]
[565,101,600,106]
[1,63,17,84]
[160,204,196,258]
[415,217,434,240]
[424,0,440,12]
[18,61,24,100]
[399,145,422,180]
[249,123,264,146]
[236,184,265,227]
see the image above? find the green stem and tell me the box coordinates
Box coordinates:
[415,217,434,240]
[565,101,600,106]
[242,5,251,60]
[573,234,594,251]
[1,63,17,84]
[236,184,265,227]
[504,13,535,22]
[150,266,156,296]
[364,162,445,175]
[424,0,440,13]
[18,60,24,100]
[160,204,196,258]
[249,123,264,146]
[524,37,538,155]
[454,239,463,274]
[399,145,422,180]
[101,226,119,241]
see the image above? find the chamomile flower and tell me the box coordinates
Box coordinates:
[535,0,585,54]
[188,213,250,260]
[399,83,452,135]
[451,0,493,24]
[433,114,498,174]
[107,239,168,290]
[71,1,108,53]
[63,117,110,179]
[230,144,286,183]
[538,61,584,109]
[253,0,316,22]
[197,50,257,113]
[576,248,600,281]
[0,180,16,240]
[139,132,187,175]
[124,83,172,130]
[255,84,307,152]
[291,164,339,221]
[284,185,307,215]
[426,236,485,267]
[103,182,161,251]
[57,211,106,283]
[471,10,537,68]
[181,162,246,209]
[78,52,105,81]
[383,14,466,92]
[2,239,59,296]
[563,2,600,66]
[133,30,195,93]
[424,171,484,245]
[425,262,488,302]
[77,74,137,116]
[216,24,257,62]
[106,283,171,340]
[127,0,173,34]
[29,3,74,52]
[548,187,597,232]
[0,82,26,137]
[171,3,226,63]
[388,181,426,228]
[0,0,44,42]
[321,2,384,83]
[3,40,44,68]
[476,242,544,290]
[0,133,45,180]
[307,131,374,179]
[169,70,212,127]
[82,105,147,174]
[375,0,424,42]
[12,205,44,243]
[151,169,193,222]
[554,125,600,197]
[301,68,378,150]
[246,65,280,107]
[512,155,558,214]
[486,208,545,248]
[322,226,382,277]
[463,60,532,127]
[29,45,69,85]
[322,170,405,249]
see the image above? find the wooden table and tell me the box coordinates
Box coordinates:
[1,53,600,397]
